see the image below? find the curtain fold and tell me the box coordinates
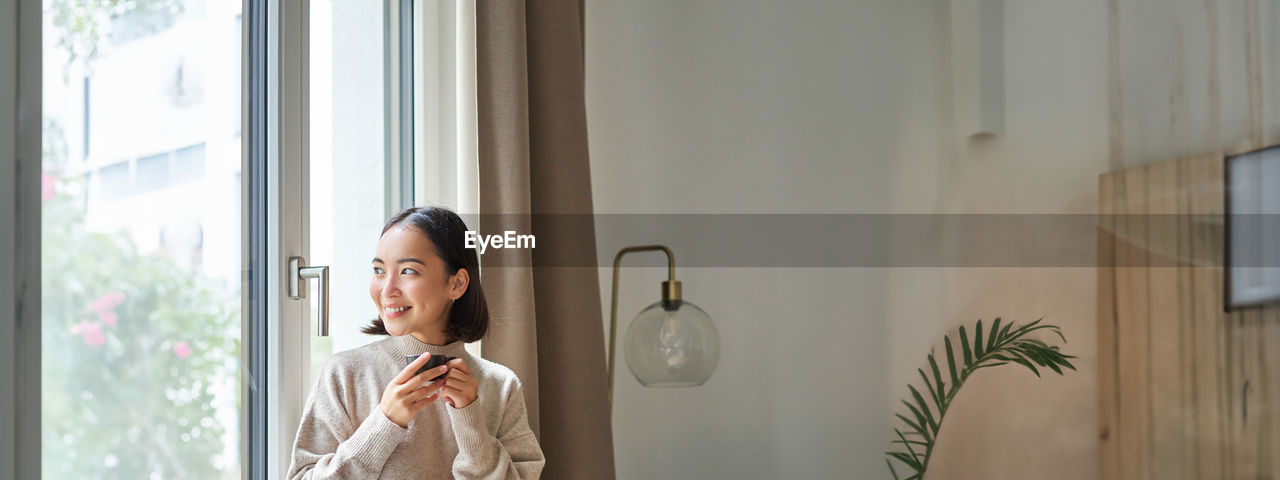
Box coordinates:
[475,1,616,478]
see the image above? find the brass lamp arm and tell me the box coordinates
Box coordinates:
[608,245,681,409]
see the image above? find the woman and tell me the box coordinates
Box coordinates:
[288,206,545,479]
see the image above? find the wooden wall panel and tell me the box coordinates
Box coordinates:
[1117,165,1151,480]
[1174,157,1198,477]
[1098,152,1280,479]
[1100,0,1280,477]
[1260,307,1275,473]
[1098,172,1120,480]
[1188,153,1227,479]
[1147,160,1183,480]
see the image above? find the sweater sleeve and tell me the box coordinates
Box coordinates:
[287,359,408,479]
[447,379,546,479]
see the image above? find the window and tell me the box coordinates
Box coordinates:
[41,1,244,478]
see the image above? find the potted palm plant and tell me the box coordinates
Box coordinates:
[886,318,1076,479]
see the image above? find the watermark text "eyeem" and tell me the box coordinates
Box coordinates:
[464,230,536,254]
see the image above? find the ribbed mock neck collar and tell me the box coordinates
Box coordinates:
[387,334,470,359]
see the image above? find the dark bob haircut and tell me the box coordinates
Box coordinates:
[362,206,489,343]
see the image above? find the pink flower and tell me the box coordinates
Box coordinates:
[73,321,105,346]
[41,174,56,203]
[99,311,118,327]
[88,292,126,313]
[83,329,105,346]
[70,320,106,346]
[172,341,192,359]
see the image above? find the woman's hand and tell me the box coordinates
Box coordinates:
[440,358,478,409]
[379,354,450,428]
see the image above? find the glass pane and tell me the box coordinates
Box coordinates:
[308,0,390,388]
[41,0,243,478]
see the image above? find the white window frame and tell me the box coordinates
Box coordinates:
[262,0,311,476]
[262,0,476,478]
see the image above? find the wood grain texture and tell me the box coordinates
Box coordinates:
[1101,0,1280,475]
[1117,166,1151,480]
[1146,160,1182,480]
[1098,173,1120,480]
[1098,152,1280,479]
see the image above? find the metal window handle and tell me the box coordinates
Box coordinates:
[289,256,330,336]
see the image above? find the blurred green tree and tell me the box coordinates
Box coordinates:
[41,178,240,479]
[49,0,186,68]
[42,2,239,477]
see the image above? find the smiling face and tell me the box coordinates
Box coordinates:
[369,224,467,344]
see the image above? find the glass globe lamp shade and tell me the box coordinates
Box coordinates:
[623,300,720,387]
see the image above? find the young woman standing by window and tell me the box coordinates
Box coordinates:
[288,206,544,479]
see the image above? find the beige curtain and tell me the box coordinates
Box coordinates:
[474,1,616,478]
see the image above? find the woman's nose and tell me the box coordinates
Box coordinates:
[380,276,400,297]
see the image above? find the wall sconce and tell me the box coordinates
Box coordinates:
[608,245,720,408]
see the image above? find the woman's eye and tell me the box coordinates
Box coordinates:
[400,268,418,275]
[372,267,384,275]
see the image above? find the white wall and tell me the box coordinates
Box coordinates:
[589,0,1280,478]
[895,2,1110,478]
[587,1,947,478]
[919,1,1280,478]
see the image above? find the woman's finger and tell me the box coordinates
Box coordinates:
[453,377,475,390]
[445,358,470,375]
[441,382,473,396]
[411,365,451,385]
[410,391,440,406]
[441,371,468,386]
[407,381,445,401]
[397,376,442,400]
[416,378,447,394]
[403,387,428,403]
[393,353,434,385]
[445,367,474,383]
[439,378,468,394]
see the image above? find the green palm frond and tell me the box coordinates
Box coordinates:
[885,317,1075,479]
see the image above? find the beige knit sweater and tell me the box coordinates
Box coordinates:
[287,334,545,479]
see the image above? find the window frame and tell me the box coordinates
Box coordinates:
[2,0,42,478]
[244,0,270,477]
[2,0,459,476]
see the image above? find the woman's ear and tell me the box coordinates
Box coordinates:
[449,268,470,300]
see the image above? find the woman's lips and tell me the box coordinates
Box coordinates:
[383,305,412,318]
